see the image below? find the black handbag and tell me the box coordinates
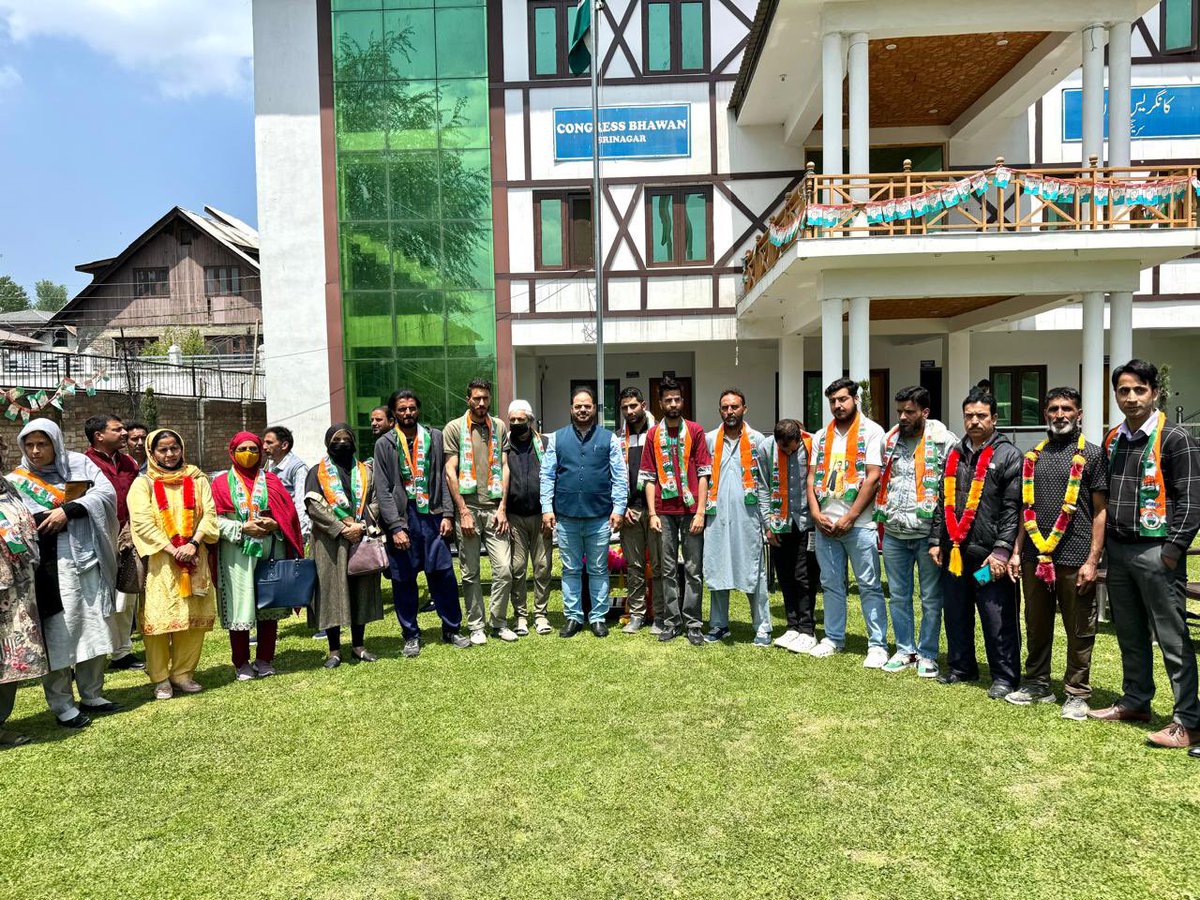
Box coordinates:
[253,557,318,609]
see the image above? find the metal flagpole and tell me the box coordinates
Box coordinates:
[590,0,605,422]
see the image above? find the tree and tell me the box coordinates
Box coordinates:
[0,275,29,313]
[138,326,209,357]
[33,280,68,312]
[139,388,159,429]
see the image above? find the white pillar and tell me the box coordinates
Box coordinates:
[847,31,870,208]
[1082,292,1105,443]
[1081,23,1106,164]
[1108,22,1133,168]
[821,32,844,205]
[1110,290,1134,368]
[945,331,971,425]
[778,335,806,423]
[821,298,844,424]
[847,296,870,385]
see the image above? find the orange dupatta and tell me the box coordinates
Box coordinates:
[706,426,757,513]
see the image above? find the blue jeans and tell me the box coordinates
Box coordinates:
[881,533,944,659]
[815,527,887,649]
[556,515,611,624]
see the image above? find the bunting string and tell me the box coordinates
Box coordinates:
[3,367,110,422]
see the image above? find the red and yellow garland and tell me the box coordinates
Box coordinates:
[154,476,197,596]
[943,445,995,576]
[1022,433,1086,587]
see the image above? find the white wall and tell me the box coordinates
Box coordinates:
[253,0,330,463]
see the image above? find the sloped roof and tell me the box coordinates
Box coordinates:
[0,310,54,325]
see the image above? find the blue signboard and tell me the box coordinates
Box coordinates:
[553,104,691,161]
[1063,85,1200,141]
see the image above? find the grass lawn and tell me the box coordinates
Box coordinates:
[2,556,1199,900]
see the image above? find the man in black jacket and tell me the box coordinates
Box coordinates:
[374,389,470,657]
[931,387,1023,698]
[506,400,552,636]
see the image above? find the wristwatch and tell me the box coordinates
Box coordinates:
[187,538,199,548]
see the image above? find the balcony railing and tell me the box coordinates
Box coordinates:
[741,157,1200,294]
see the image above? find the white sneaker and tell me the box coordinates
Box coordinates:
[788,633,818,654]
[863,646,890,669]
[773,629,801,650]
[808,637,841,658]
[469,630,488,646]
[492,627,519,643]
[515,617,529,636]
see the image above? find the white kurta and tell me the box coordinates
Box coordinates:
[702,426,767,592]
[42,540,114,670]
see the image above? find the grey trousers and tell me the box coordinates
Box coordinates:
[1105,539,1200,728]
[42,655,108,721]
[456,505,513,631]
[109,592,138,659]
[0,681,15,726]
[509,513,551,620]
[620,507,661,619]
[659,513,704,629]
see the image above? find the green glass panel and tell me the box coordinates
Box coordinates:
[390,220,444,290]
[441,226,492,289]
[343,292,393,359]
[341,223,392,291]
[435,8,487,77]
[446,291,496,355]
[446,356,498,407]
[384,9,436,79]
[335,81,388,151]
[993,373,1013,425]
[439,150,491,219]
[680,3,704,70]
[533,6,559,76]
[334,0,382,10]
[434,0,484,6]
[389,151,440,220]
[539,199,563,267]
[383,0,433,9]
[348,360,397,426]
[334,11,386,80]
[396,358,452,425]
[682,191,706,262]
[437,80,489,149]
[385,80,439,149]
[394,291,447,356]
[339,156,389,221]
[1164,0,1196,51]
[1020,371,1041,427]
[650,193,674,262]
[646,3,672,72]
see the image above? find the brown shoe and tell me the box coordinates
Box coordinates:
[1146,722,1200,749]
[1087,704,1152,723]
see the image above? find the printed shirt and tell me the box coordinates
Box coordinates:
[881,422,957,540]
[814,417,885,529]
[443,416,510,510]
[1027,436,1107,567]
[637,419,713,516]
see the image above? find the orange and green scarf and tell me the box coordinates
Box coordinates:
[813,415,865,506]
[458,414,503,500]
[707,426,757,513]
[1105,411,1168,538]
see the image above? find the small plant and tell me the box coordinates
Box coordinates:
[1157,363,1172,413]
[139,327,208,357]
[857,379,873,420]
[139,387,159,428]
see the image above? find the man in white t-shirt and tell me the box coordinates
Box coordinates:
[805,378,888,665]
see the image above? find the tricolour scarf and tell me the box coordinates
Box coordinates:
[458,414,502,499]
[1105,411,1168,538]
[707,426,756,513]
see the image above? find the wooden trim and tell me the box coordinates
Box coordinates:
[522,88,532,181]
[497,168,803,189]
[513,306,735,320]
[496,73,737,89]
[602,184,646,271]
[601,0,642,78]
[532,188,594,270]
[715,0,753,31]
[1159,1,1200,56]
[715,174,801,267]
[708,81,719,174]
[316,0,346,421]
[499,266,739,280]
[714,35,749,77]
[643,184,715,267]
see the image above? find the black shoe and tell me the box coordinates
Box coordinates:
[987,681,1016,700]
[590,621,609,638]
[402,638,422,658]
[936,672,978,685]
[108,654,145,671]
[419,601,437,613]
[1189,746,1200,759]
[82,700,122,714]
[560,619,583,638]
[323,654,342,669]
[442,632,470,649]
[687,627,705,646]
[657,626,680,643]
[57,713,91,729]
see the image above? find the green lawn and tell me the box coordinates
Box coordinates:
[2,559,1198,900]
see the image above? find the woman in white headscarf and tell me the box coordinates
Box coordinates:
[7,419,119,729]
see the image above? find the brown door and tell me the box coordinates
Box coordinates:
[869,368,890,427]
[649,376,694,422]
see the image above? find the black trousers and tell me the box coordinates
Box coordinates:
[769,528,816,635]
[942,567,1021,686]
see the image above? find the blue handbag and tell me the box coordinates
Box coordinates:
[254,557,318,609]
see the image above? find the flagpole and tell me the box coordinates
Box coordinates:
[590,0,605,423]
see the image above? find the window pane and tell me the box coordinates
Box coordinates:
[1164,0,1196,52]
[334,11,386,80]
[390,151,440,220]
[569,195,594,267]
[683,191,707,262]
[1020,371,1042,427]
[343,291,393,359]
[390,220,443,291]
[533,6,559,76]
[680,3,704,70]
[437,79,489,149]
[446,290,496,356]
[435,8,487,77]
[334,81,387,152]
[394,291,447,357]
[385,9,436,80]
[646,3,672,72]
[993,372,1013,425]
[650,193,675,263]
[439,149,491,219]
[539,198,564,267]
[340,156,389,220]
[441,225,493,289]
[341,223,392,291]
[386,80,439,150]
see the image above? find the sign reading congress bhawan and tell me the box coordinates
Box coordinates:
[553,104,691,161]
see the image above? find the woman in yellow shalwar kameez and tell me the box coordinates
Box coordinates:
[128,429,219,700]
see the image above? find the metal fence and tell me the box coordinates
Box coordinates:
[0,348,264,401]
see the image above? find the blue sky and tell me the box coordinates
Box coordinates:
[0,1,255,297]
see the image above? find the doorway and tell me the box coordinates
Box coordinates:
[919,366,944,422]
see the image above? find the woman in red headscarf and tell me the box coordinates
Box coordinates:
[211,431,305,681]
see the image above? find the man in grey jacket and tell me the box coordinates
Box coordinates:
[375,389,470,657]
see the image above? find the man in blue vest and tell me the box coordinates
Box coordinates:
[540,386,628,637]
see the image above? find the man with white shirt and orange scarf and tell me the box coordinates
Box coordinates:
[806,378,887,664]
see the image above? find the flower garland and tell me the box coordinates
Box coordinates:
[1022,433,1087,587]
[943,445,996,577]
[154,476,197,596]
[2,368,109,422]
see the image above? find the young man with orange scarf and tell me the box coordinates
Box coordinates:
[702,389,770,645]
[1091,360,1200,753]
[930,387,1023,699]
[806,378,886,662]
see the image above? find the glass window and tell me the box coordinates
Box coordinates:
[438,149,491,219]
[1163,0,1198,53]
[568,194,593,267]
[532,6,559,76]
[646,3,672,72]
[435,8,487,78]
[394,291,447,357]
[385,9,437,80]
[333,0,382,10]
[647,186,712,266]
[334,11,386,80]
[650,193,674,262]
[134,268,169,298]
[204,266,241,296]
[390,220,443,291]
[340,156,390,220]
[385,80,439,150]
[992,372,1013,426]
[389,151,440,221]
[446,290,496,356]
[645,0,705,74]
[341,223,392,291]
[534,191,592,269]
[989,366,1046,427]
[342,291,393,359]
[679,3,704,70]
[539,198,564,267]
[1020,371,1042,427]
[441,226,493,289]
[437,79,489,150]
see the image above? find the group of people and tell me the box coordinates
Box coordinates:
[1,359,1196,757]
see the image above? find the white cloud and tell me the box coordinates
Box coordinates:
[0,0,252,99]
[0,63,20,92]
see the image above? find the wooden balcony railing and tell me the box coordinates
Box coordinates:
[741,156,1200,294]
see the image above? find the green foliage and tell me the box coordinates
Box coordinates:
[137,327,208,357]
[857,378,874,420]
[33,280,68,312]
[1157,363,1172,413]
[0,275,29,313]
[138,387,159,428]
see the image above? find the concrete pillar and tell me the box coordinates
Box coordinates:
[945,331,971,427]
[1081,23,1106,164]
[778,334,806,423]
[1108,22,1133,168]
[847,31,870,207]
[821,32,844,206]
[1082,291,1105,443]
[1110,290,1134,369]
[821,298,844,424]
[847,296,870,385]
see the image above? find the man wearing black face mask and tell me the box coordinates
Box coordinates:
[505,400,552,635]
